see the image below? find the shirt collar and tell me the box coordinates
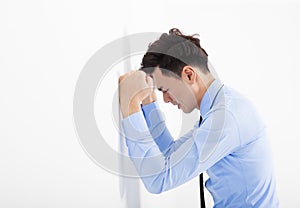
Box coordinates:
[200,79,224,116]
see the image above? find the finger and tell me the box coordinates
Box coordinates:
[146,76,154,89]
[118,70,135,83]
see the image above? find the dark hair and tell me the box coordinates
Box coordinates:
[140,28,209,78]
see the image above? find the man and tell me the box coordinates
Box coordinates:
[118,28,279,207]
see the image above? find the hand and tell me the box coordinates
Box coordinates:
[119,70,154,117]
[142,90,157,106]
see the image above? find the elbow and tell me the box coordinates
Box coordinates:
[144,183,163,194]
[141,175,165,194]
[145,186,162,194]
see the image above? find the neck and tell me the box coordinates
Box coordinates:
[196,73,215,109]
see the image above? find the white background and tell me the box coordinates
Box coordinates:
[1,0,300,207]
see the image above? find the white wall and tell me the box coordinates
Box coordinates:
[0,0,299,207]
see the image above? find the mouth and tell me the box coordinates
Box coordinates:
[177,104,181,109]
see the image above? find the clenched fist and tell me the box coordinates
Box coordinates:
[119,70,154,118]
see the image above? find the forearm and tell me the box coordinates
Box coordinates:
[141,101,174,154]
[122,112,173,194]
[122,114,203,194]
[122,108,241,194]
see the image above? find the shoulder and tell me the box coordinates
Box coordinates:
[220,85,266,144]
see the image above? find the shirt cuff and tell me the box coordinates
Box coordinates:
[122,111,150,142]
[142,101,165,128]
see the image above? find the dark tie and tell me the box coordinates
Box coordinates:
[199,116,206,208]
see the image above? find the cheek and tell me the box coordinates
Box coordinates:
[182,90,197,110]
[171,83,193,104]
[181,87,195,102]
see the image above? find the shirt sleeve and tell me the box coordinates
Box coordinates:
[141,101,174,155]
[122,107,240,194]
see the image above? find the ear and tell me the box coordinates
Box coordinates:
[181,66,196,84]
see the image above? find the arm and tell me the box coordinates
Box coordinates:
[122,108,240,194]
[141,101,174,155]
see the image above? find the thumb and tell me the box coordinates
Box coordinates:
[145,75,154,90]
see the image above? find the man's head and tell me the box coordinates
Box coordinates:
[140,28,213,113]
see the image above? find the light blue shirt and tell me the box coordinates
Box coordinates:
[122,79,279,207]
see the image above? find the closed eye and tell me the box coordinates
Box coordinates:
[157,87,169,93]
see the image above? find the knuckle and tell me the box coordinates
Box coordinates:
[137,70,146,77]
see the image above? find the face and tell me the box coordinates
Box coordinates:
[152,67,199,113]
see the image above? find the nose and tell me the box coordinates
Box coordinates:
[163,92,173,103]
